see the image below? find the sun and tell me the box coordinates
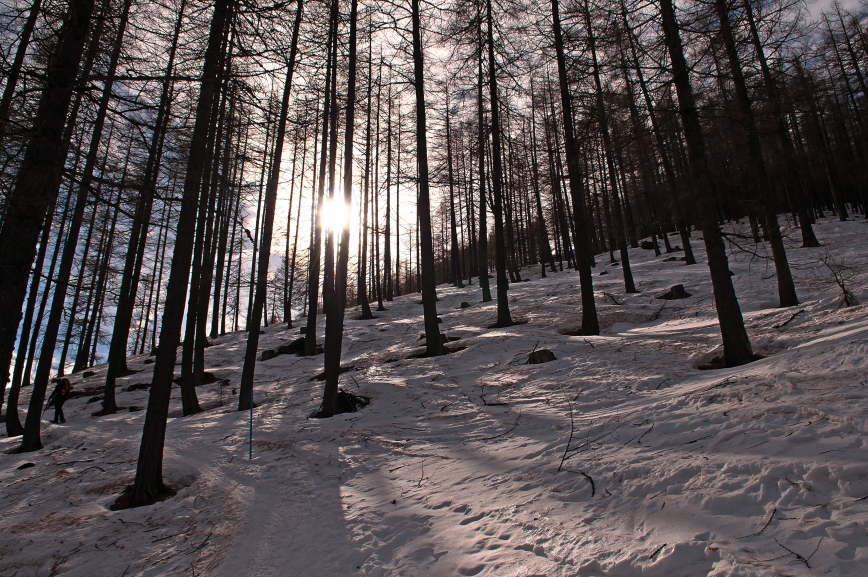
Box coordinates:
[321,197,350,232]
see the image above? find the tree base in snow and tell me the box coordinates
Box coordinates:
[311,389,371,418]
[110,484,176,511]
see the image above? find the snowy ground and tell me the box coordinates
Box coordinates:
[3,216,868,577]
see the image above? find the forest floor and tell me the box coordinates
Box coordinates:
[2,216,868,577]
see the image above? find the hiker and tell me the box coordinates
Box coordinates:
[46,378,73,423]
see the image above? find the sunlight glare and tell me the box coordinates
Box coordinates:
[321,197,350,231]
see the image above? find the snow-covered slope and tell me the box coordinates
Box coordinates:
[3,217,868,576]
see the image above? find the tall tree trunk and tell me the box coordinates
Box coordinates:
[742,0,820,246]
[3,191,59,432]
[446,91,464,288]
[658,0,753,367]
[305,2,336,356]
[19,0,128,451]
[358,36,375,320]
[530,80,556,275]
[584,1,637,293]
[477,13,492,303]
[320,0,360,417]
[103,0,186,412]
[486,0,513,327]
[551,0,599,335]
[411,0,444,356]
[239,0,303,411]
[713,0,798,308]
[620,2,696,264]
[132,0,235,504]
[0,0,95,438]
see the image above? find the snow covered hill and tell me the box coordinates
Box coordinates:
[3,217,868,576]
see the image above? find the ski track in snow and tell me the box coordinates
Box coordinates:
[2,217,868,576]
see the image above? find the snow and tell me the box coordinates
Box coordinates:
[3,216,868,576]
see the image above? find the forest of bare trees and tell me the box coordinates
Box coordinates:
[0,0,866,506]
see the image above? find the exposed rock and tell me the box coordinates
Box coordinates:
[276,338,306,356]
[641,240,656,250]
[460,302,471,309]
[527,349,556,364]
[260,349,278,361]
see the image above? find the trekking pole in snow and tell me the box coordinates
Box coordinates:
[249,391,253,460]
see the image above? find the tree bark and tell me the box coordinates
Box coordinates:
[239,0,303,411]
[658,0,753,367]
[551,0,599,334]
[713,0,798,308]
[133,0,235,504]
[410,0,444,356]
[305,2,336,356]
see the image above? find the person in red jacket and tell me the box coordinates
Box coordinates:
[46,378,73,423]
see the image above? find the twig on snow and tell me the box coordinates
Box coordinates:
[477,409,522,441]
[650,301,667,322]
[603,291,623,305]
[773,309,804,329]
[773,537,823,568]
[737,507,776,539]
[637,423,654,445]
[558,400,576,472]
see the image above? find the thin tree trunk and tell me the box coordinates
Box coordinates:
[410,0,444,356]
[584,1,636,293]
[305,3,336,356]
[477,14,492,302]
[239,0,303,411]
[0,0,95,439]
[713,0,798,308]
[133,0,235,504]
[358,35,375,319]
[551,0,599,334]
[21,7,128,445]
[320,0,360,417]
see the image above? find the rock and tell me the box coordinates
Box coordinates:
[672,245,682,252]
[260,349,278,361]
[527,349,556,364]
[83,371,96,378]
[460,301,471,309]
[641,240,656,250]
[599,270,608,275]
[662,256,677,262]
[655,284,691,300]
[276,338,306,356]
